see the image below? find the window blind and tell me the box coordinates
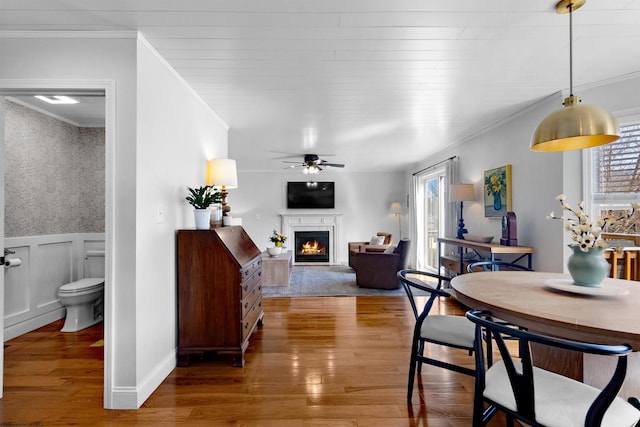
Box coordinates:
[593,123,640,200]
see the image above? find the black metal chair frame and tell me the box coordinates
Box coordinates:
[466,309,634,427]
[465,260,534,366]
[397,269,476,401]
[466,260,533,273]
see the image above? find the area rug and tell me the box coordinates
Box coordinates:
[262,265,408,297]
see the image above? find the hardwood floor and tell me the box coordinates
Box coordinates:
[1,296,508,426]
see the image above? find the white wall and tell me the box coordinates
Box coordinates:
[409,73,640,272]
[0,33,138,409]
[0,32,228,409]
[231,169,407,264]
[134,36,228,405]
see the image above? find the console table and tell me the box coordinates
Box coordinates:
[438,236,534,275]
[261,250,293,286]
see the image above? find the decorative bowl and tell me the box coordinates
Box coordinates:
[267,246,283,257]
[464,234,494,243]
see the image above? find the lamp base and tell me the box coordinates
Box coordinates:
[456,227,468,240]
[456,202,468,239]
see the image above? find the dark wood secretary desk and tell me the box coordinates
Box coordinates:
[177,226,263,367]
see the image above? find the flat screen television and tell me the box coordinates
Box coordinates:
[287,181,335,209]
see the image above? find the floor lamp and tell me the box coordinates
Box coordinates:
[449,184,475,239]
[391,202,402,239]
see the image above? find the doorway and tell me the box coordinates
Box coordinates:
[0,83,112,405]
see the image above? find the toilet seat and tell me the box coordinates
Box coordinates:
[59,278,104,294]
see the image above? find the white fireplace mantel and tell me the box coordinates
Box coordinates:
[280,213,343,265]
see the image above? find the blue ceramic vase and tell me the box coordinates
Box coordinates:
[567,245,609,287]
[493,192,502,211]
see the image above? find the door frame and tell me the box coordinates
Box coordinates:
[0,79,115,407]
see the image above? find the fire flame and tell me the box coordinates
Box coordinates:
[300,240,326,255]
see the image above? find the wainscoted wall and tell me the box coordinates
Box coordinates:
[3,99,106,339]
[4,233,105,340]
[3,98,105,237]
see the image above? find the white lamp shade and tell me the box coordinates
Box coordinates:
[206,158,238,188]
[449,184,475,202]
[390,202,402,214]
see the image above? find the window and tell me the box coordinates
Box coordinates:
[589,122,640,233]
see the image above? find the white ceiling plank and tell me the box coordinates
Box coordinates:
[1,0,639,171]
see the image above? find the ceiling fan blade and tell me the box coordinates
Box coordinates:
[321,162,345,168]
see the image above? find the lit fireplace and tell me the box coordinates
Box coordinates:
[295,231,330,263]
[300,240,327,255]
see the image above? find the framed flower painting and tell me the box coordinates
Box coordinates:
[484,164,512,217]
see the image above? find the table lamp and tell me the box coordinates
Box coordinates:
[449,184,475,239]
[206,158,238,216]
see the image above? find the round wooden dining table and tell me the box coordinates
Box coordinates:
[451,271,640,400]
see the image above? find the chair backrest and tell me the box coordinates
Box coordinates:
[397,269,450,321]
[466,260,533,273]
[376,232,393,245]
[465,310,633,425]
[394,239,411,268]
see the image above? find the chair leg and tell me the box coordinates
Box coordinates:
[407,340,420,401]
[417,341,424,374]
[506,414,515,427]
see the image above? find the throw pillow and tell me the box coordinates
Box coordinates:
[383,246,396,254]
[369,235,385,245]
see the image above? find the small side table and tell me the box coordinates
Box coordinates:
[261,250,293,286]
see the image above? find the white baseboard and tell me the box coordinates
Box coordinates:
[4,308,65,341]
[106,347,177,409]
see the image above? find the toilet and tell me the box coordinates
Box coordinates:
[58,250,105,332]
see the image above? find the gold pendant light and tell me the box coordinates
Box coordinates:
[531,0,619,152]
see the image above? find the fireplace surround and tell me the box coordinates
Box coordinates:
[280,213,342,265]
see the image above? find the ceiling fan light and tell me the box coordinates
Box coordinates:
[531,96,620,151]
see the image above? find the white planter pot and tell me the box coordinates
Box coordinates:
[194,209,211,230]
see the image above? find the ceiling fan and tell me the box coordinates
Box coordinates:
[283,154,345,174]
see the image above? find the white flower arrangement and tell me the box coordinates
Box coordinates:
[547,194,638,252]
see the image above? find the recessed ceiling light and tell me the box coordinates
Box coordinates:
[34,95,79,104]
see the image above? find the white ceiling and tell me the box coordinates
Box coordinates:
[2,0,640,171]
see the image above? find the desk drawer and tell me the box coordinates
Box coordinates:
[241,258,262,282]
[242,297,263,342]
[241,282,261,319]
[241,269,262,300]
[441,255,464,273]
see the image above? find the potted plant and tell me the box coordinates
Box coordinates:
[547,194,638,286]
[267,229,287,256]
[186,186,216,229]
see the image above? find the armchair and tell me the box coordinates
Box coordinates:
[354,239,410,289]
[348,232,393,268]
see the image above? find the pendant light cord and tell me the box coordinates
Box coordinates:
[569,3,573,97]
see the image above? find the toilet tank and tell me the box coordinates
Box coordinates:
[85,250,105,278]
